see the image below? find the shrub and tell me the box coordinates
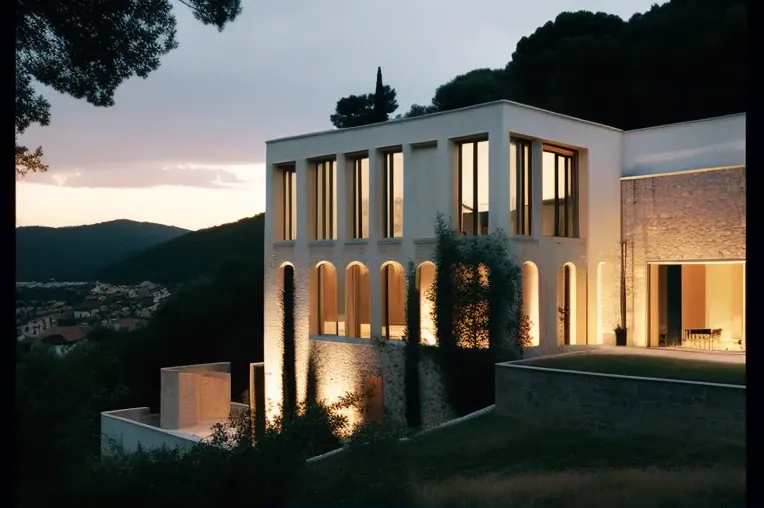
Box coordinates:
[515,311,533,348]
[281,264,297,414]
[403,260,422,428]
[431,213,522,415]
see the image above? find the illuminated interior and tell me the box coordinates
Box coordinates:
[351,157,370,239]
[509,138,532,236]
[344,262,371,339]
[648,262,745,351]
[542,146,578,238]
[417,262,437,345]
[383,152,404,238]
[522,261,540,346]
[458,140,490,236]
[309,261,340,335]
[381,262,406,339]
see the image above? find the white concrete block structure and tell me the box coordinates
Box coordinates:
[263,101,745,423]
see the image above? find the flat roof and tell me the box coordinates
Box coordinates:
[266,100,746,145]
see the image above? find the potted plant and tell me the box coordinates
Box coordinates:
[614,323,627,346]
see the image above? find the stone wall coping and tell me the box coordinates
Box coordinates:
[496,361,746,390]
[310,335,406,348]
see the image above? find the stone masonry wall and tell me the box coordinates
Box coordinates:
[309,337,455,429]
[621,167,746,345]
[495,363,745,443]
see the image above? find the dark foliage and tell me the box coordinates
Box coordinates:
[378,0,746,130]
[430,214,522,415]
[16,0,242,177]
[15,220,188,282]
[330,67,399,128]
[98,215,263,284]
[403,262,422,428]
[281,264,297,414]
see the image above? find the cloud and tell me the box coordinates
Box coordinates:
[24,161,262,190]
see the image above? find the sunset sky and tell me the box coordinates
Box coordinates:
[15,0,663,231]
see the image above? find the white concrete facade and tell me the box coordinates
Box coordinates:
[263,100,746,416]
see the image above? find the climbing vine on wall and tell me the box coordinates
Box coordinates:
[281,265,297,416]
[403,260,422,428]
[430,213,522,415]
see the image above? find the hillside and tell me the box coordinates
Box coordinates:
[97,214,264,285]
[15,220,189,282]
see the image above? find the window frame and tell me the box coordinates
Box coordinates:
[281,167,297,241]
[543,144,578,238]
[383,152,403,238]
[351,157,369,239]
[457,139,489,236]
[314,160,336,240]
[511,138,533,236]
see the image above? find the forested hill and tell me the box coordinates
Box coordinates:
[97,215,264,285]
[15,220,189,282]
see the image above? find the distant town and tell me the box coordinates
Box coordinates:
[16,280,172,352]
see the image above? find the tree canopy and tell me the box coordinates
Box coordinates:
[375,0,746,129]
[329,67,399,128]
[15,0,243,179]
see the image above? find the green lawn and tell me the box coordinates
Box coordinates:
[298,412,745,508]
[522,353,746,385]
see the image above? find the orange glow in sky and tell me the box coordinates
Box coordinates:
[15,163,265,231]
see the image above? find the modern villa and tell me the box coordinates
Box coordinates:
[262,101,746,422]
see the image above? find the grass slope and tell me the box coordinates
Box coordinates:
[302,412,745,507]
[97,215,264,285]
[15,220,189,282]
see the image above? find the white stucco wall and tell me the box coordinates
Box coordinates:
[622,113,746,177]
[262,101,746,421]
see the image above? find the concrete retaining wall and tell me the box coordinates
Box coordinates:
[495,362,745,443]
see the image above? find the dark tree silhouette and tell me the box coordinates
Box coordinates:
[330,67,399,128]
[408,0,745,130]
[15,0,243,178]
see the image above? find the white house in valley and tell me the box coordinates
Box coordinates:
[262,101,746,425]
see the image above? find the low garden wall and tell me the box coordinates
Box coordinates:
[495,362,745,443]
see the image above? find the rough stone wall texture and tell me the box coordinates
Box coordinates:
[495,364,745,443]
[308,337,455,429]
[621,167,746,345]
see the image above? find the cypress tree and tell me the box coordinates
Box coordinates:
[281,265,297,415]
[373,66,388,123]
[403,261,422,428]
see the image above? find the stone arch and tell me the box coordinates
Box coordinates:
[558,262,577,345]
[345,262,371,338]
[522,261,540,346]
[380,261,406,339]
[416,261,437,345]
[309,261,338,335]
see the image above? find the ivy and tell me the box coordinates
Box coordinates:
[281,265,297,415]
[403,261,422,428]
[430,213,522,415]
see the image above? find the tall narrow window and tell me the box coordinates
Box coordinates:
[315,160,337,240]
[383,152,404,238]
[458,140,489,236]
[352,157,370,238]
[509,138,532,236]
[281,167,297,240]
[542,145,578,238]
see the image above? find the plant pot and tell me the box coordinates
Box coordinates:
[615,329,627,346]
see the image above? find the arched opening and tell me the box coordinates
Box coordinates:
[309,262,338,335]
[522,261,540,346]
[345,262,371,338]
[381,262,406,340]
[416,262,437,345]
[597,261,605,345]
[558,262,577,345]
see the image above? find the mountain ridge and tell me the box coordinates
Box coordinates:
[16,220,190,282]
[96,215,264,285]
